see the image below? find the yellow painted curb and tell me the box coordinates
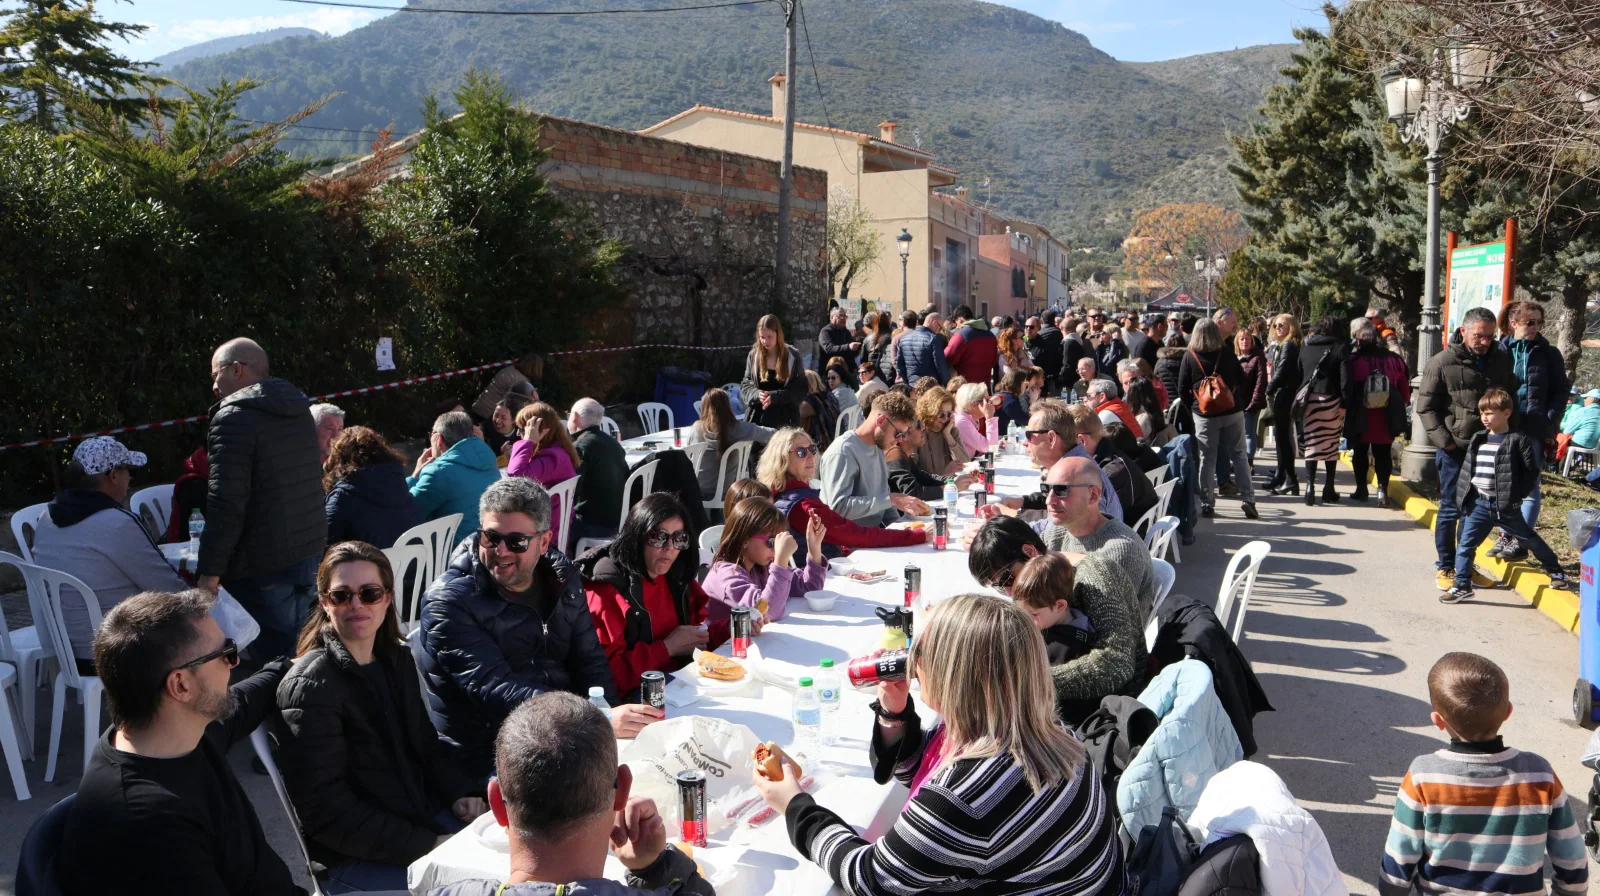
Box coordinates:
[1343,454,1580,633]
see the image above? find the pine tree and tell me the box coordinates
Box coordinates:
[0,0,157,133]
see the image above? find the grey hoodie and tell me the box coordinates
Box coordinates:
[427,845,713,896]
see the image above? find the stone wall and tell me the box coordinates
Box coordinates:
[536,115,829,350]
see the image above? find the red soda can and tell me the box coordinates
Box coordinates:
[641,671,666,714]
[730,607,751,658]
[983,466,995,494]
[903,564,920,608]
[846,648,909,687]
[677,769,708,847]
[673,427,682,447]
[933,507,948,551]
[972,487,987,511]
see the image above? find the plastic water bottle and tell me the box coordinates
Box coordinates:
[942,476,959,510]
[792,677,822,759]
[816,660,843,745]
[588,686,612,721]
[187,510,204,557]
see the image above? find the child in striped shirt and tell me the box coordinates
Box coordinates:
[1380,652,1588,896]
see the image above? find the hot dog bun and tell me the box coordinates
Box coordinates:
[695,650,746,682]
[754,741,799,781]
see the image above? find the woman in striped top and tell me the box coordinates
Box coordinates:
[752,594,1125,896]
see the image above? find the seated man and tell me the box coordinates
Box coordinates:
[310,402,346,464]
[1041,455,1157,623]
[31,437,190,672]
[1067,405,1157,529]
[409,410,502,538]
[428,693,714,896]
[1084,379,1142,440]
[567,397,629,542]
[819,391,929,525]
[412,478,655,777]
[980,400,1121,523]
[60,590,297,895]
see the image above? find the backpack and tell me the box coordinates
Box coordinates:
[1188,350,1236,415]
[1363,365,1391,409]
[1128,805,1202,896]
[1077,695,1159,814]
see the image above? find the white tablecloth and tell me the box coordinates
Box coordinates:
[622,429,685,468]
[408,448,1040,895]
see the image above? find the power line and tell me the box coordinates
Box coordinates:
[276,0,776,15]
[246,119,390,134]
[796,0,856,175]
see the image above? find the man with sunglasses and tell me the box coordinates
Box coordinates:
[63,589,298,896]
[1040,456,1156,623]
[820,391,931,525]
[975,401,1121,526]
[414,478,642,778]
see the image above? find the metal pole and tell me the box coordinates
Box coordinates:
[900,255,908,309]
[773,0,797,314]
[1401,141,1445,481]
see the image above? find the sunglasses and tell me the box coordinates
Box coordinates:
[752,534,776,547]
[645,529,692,550]
[324,585,388,606]
[480,529,544,554]
[985,566,1017,594]
[937,410,953,420]
[1519,318,1544,327]
[173,638,238,673]
[1045,482,1096,498]
[790,445,817,459]
[1024,428,1052,442]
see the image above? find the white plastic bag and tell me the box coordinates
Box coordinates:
[212,587,261,650]
[618,715,762,834]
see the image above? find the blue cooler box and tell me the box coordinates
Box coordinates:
[1577,526,1600,728]
[654,367,714,428]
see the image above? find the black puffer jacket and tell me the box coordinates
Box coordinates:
[1176,348,1246,418]
[1265,339,1301,412]
[325,461,424,550]
[1417,342,1518,451]
[1503,333,1570,441]
[276,631,478,869]
[1455,428,1542,514]
[1296,334,1347,398]
[1154,348,1184,403]
[198,377,327,579]
[412,538,616,774]
[1030,326,1065,380]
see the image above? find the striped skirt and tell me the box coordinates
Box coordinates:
[1299,394,1346,461]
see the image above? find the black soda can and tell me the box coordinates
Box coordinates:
[972,486,987,510]
[640,671,666,713]
[676,769,707,847]
[730,607,751,658]
[982,466,996,494]
[903,564,921,608]
[933,507,948,551]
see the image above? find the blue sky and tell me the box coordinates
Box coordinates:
[117,0,1324,63]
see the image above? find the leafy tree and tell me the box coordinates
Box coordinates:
[826,186,882,300]
[0,0,159,132]
[1215,242,1309,324]
[1123,203,1246,294]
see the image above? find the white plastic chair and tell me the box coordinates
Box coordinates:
[0,663,28,800]
[1565,446,1600,477]
[1144,467,1170,488]
[1132,503,1161,540]
[9,502,47,563]
[703,441,754,520]
[129,484,174,543]
[1146,557,1176,652]
[637,402,675,434]
[18,563,104,782]
[576,460,660,557]
[383,542,431,635]
[835,406,863,439]
[693,399,703,420]
[601,416,622,440]
[1216,541,1271,646]
[1144,516,1180,563]
[1152,478,1177,520]
[394,513,463,594]
[250,725,327,896]
[546,476,578,556]
[0,550,54,757]
[699,524,723,568]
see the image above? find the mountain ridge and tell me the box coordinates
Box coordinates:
[152,27,326,68]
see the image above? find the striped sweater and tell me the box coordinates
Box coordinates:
[1379,741,1588,896]
[785,719,1124,896]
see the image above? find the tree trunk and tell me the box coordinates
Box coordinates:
[1557,275,1588,382]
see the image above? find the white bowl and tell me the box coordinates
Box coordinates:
[802,590,838,612]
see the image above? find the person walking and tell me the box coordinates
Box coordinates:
[741,314,806,429]
[1177,318,1258,519]
[1031,310,1066,395]
[1296,318,1349,506]
[1491,300,1569,561]
[817,306,861,385]
[861,311,896,385]
[1217,329,1267,495]
[1344,321,1412,507]
[1264,314,1303,495]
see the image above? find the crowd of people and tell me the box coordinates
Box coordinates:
[18,305,1592,896]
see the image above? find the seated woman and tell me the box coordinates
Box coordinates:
[798,369,842,450]
[968,516,1145,727]
[578,493,734,701]
[886,416,978,501]
[993,369,1031,431]
[702,497,826,624]
[722,477,772,521]
[324,425,424,549]
[508,402,581,544]
[684,388,774,501]
[952,382,993,456]
[276,541,485,893]
[752,593,1124,895]
[824,359,859,412]
[913,385,970,478]
[758,426,929,558]
[483,392,534,459]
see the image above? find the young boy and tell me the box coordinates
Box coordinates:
[1444,389,1570,604]
[1011,552,1097,664]
[1380,652,1587,896]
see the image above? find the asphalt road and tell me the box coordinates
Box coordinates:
[0,463,1593,895]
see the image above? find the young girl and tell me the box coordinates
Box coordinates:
[702,497,826,623]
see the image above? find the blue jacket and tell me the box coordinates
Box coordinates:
[326,461,424,549]
[896,326,949,385]
[407,437,500,537]
[1503,333,1570,441]
[1117,658,1243,835]
[1563,403,1600,450]
[412,538,616,776]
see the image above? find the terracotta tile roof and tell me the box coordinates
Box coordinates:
[642,105,939,160]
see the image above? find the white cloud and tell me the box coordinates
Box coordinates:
[132,9,387,58]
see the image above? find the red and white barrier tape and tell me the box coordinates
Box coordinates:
[0,343,745,452]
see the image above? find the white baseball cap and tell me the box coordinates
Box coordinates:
[72,437,148,475]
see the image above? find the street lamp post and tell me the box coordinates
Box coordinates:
[1028,273,1037,313]
[896,228,913,312]
[1195,254,1227,315]
[1379,45,1490,480]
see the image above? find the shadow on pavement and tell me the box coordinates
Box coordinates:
[1245,638,1406,676]
[1246,610,1386,644]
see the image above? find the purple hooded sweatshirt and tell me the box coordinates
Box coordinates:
[701,557,826,624]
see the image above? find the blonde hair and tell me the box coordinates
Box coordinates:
[910,594,1084,792]
[756,426,809,492]
[955,382,989,412]
[916,386,955,430]
[753,314,791,380]
[1272,314,1301,344]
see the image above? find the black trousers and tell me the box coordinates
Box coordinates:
[1350,441,1394,488]
[1271,402,1298,480]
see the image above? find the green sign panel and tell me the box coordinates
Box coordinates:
[1447,241,1507,334]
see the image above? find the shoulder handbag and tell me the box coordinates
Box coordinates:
[1290,344,1339,421]
[1128,805,1202,896]
[1188,350,1235,415]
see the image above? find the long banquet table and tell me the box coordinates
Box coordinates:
[408,447,1043,896]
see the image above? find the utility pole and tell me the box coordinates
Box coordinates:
[773,0,798,314]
